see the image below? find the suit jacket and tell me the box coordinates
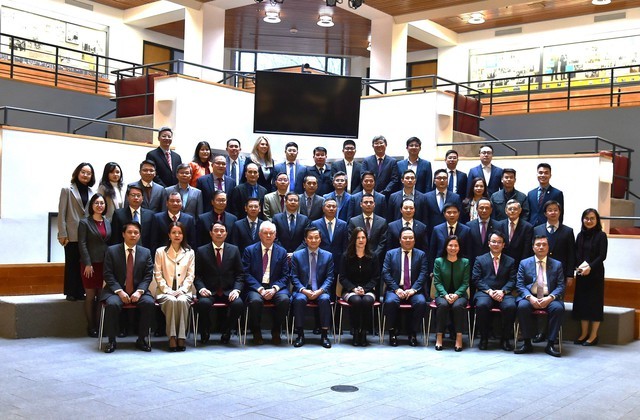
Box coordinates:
[527,185,565,226]
[322,191,351,222]
[152,247,195,296]
[361,155,400,197]
[472,252,516,293]
[387,190,427,224]
[382,247,428,294]
[533,223,576,278]
[397,158,432,193]
[447,169,468,196]
[490,188,530,222]
[162,185,203,219]
[347,214,388,260]
[273,161,307,194]
[330,159,362,194]
[194,242,244,295]
[311,218,348,275]
[429,222,471,273]
[196,211,237,247]
[242,242,290,293]
[516,256,565,302]
[230,217,262,251]
[424,190,461,237]
[196,174,236,213]
[150,211,196,253]
[228,182,267,218]
[298,193,324,221]
[127,180,164,213]
[347,190,387,220]
[110,207,154,249]
[242,157,275,193]
[291,247,334,293]
[433,257,470,298]
[263,191,287,221]
[467,164,503,196]
[273,212,310,253]
[305,165,333,196]
[225,156,245,185]
[466,218,497,267]
[146,147,182,187]
[100,244,153,300]
[496,218,533,266]
[57,183,94,242]
[386,219,429,254]
[78,217,112,265]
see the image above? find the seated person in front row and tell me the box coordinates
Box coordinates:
[242,221,290,345]
[515,235,565,358]
[291,227,334,348]
[382,228,428,347]
[101,221,155,353]
[195,222,245,345]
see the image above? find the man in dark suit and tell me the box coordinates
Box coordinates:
[194,222,244,345]
[360,135,400,198]
[273,192,310,254]
[490,168,529,221]
[330,140,361,194]
[347,171,387,220]
[533,200,575,283]
[311,198,348,281]
[305,146,332,196]
[467,144,503,196]
[100,221,155,353]
[445,149,468,196]
[111,185,153,249]
[387,169,427,224]
[348,194,388,264]
[225,138,245,186]
[145,127,182,187]
[496,199,533,267]
[382,228,428,347]
[150,192,196,252]
[263,172,289,221]
[527,163,565,226]
[291,227,334,348]
[272,142,307,194]
[128,160,164,213]
[229,197,262,250]
[196,190,237,247]
[515,235,565,357]
[424,169,462,237]
[472,231,517,351]
[429,203,471,275]
[323,171,351,222]
[228,163,267,218]
[242,221,290,345]
[197,154,236,213]
[162,163,203,219]
[396,136,432,193]
[386,198,429,253]
[298,175,324,221]
[466,198,496,270]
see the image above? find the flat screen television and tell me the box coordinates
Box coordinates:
[253,70,362,138]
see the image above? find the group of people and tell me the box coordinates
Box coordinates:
[57,128,608,356]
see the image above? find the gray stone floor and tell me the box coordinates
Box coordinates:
[1,333,639,419]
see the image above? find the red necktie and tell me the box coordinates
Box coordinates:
[217,178,223,191]
[165,151,172,171]
[215,247,223,296]
[365,217,372,236]
[262,248,269,275]
[125,248,134,295]
[481,221,487,243]
[280,195,285,210]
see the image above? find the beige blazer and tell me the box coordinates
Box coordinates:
[152,247,195,297]
[57,183,94,242]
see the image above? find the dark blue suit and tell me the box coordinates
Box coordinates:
[495,218,533,267]
[533,223,575,279]
[110,207,153,249]
[429,222,470,275]
[230,217,262,251]
[386,219,429,254]
[516,256,565,342]
[387,190,427,225]
[196,211,237,247]
[150,211,196,253]
[347,190,387,220]
[311,218,348,279]
[323,191,351,222]
[225,156,245,185]
[397,158,432,193]
[466,218,497,270]
[273,212,309,253]
[447,169,468,196]
[306,165,333,196]
[290,248,334,330]
[330,160,362,194]
[361,155,400,198]
[228,182,267,218]
[382,247,428,334]
[424,190,461,237]
[273,161,307,194]
[527,185,564,226]
[196,174,236,213]
[467,164,503,196]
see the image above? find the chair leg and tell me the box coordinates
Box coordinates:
[426,308,433,347]
[337,305,343,344]
[381,314,386,345]
[290,316,295,345]
[243,307,249,346]
[98,304,105,350]
[421,318,427,346]
[471,312,477,348]
[467,310,472,348]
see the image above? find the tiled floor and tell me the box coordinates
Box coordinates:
[1,333,639,419]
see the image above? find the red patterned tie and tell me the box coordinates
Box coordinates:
[262,248,269,275]
[403,251,411,290]
[125,248,134,295]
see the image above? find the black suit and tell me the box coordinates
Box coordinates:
[196,174,236,213]
[306,165,333,196]
[146,147,182,187]
[447,169,468,196]
[230,218,262,250]
[298,194,324,221]
[110,207,153,249]
[330,159,362,194]
[347,191,387,220]
[273,212,310,253]
[194,242,245,335]
[361,155,400,198]
[273,161,306,194]
[533,223,576,279]
[228,182,267,218]
[196,211,237,247]
[127,181,164,213]
[496,218,533,267]
[466,218,497,269]
[424,190,461,237]
[386,190,427,224]
[100,244,155,340]
[150,212,196,253]
[386,219,429,254]
[348,214,388,262]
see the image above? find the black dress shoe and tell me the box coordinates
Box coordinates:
[104,341,117,353]
[220,332,231,344]
[478,338,489,350]
[87,328,98,338]
[573,336,588,345]
[168,346,178,352]
[501,339,514,352]
[408,335,418,347]
[200,332,210,345]
[583,337,599,346]
[321,336,332,349]
[360,330,369,347]
[135,338,152,352]
[117,329,127,338]
[177,346,186,352]
[271,329,282,345]
[65,295,77,302]
[389,334,398,347]
[435,344,443,351]
[514,340,533,354]
[545,343,561,357]
[454,346,463,352]
[352,333,360,347]
[252,330,264,345]
[532,333,546,343]
[293,335,305,347]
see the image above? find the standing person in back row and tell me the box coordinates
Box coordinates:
[396,137,432,193]
[467,144,503,196]
[361,135,400,198]
[527,163,564,226]
[146,127,183,187]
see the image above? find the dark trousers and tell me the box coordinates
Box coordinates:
[246,290,289,331]
[474,293,516,339]
[291,292,332,330]
[516,299,565,342]
[196,294,244,334]
[347,294,374,331]
[384,291,427,334]
[103,294,155,341]
[435,296,468,334]
[63,242,84,298]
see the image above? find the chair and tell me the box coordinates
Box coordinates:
[470,307,516,347]
[243,301,290,345]
[380,284,427,345]
[514,308,563,353]
[426,300,472,347]
[289,300,336,345]
[97,302,153,350]
[334,279,382,344]
[190,298,243,347]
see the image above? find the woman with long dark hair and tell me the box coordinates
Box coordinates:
[461,177,488,224]
[97,162,124,221]
[189,141,214,187]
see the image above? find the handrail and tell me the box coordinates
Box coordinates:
[437,136,633,155]
[72,108,117,134]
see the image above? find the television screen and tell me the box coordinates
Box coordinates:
[253,71,362,138]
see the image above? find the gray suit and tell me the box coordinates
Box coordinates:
[263,191,287,221]
[162,184,204,219]
[57,183,94,242]
[127,180,164,213]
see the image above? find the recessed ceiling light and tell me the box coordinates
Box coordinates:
[317,15,334,27]
[468,12,485,24]
[264,11,281,24]
[592,0,612,5]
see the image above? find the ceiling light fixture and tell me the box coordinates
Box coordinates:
[254,0,285,5]
[317,15,334,27]
[592,0,611,5]
[326,0,342,6]
[264,11,281,23]
[468,12,485,24]
[366,42,371,51]
[348,0,364,9]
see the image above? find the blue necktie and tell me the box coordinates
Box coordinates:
[310,252,318,290]
[252,185,257,198]
[288,163,295,192]
[448,170,454,192]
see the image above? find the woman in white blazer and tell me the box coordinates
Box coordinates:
[153,221,195,352]
[58,162,95,301]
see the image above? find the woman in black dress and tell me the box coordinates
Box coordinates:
[573,208,608,346]
[340,227,379,346]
